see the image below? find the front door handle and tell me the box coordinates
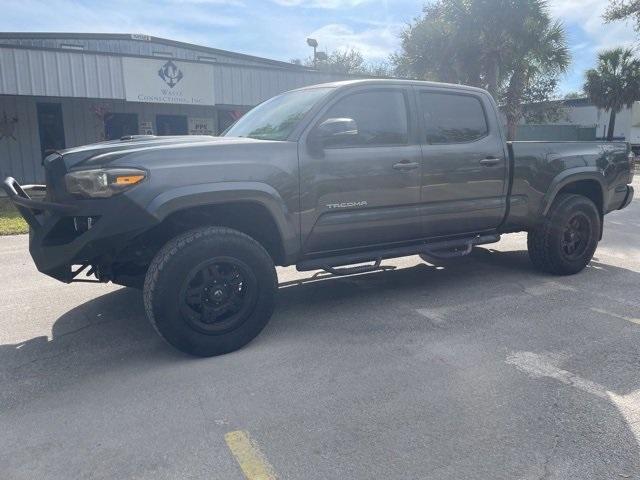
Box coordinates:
[393,161,420,171]
[479,157,502,167]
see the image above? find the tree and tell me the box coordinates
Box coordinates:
[392,0,570,139]
[520,73,567,124]
[584,48,640,141]
[605,0,640,31]
[291,48,393,77]
[316,49,366,74]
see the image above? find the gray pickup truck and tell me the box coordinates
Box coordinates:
[3,79,634,356]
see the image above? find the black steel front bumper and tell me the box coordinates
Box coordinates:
[2,176,157,283]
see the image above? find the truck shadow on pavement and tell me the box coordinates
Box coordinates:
[2,248,640,410]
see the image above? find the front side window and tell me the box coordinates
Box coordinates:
[225,87,334,141]
[420,92,488,144]
[321,90,409,147]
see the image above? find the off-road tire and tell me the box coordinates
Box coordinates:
[143,226,277,357]
[527,193,600,275]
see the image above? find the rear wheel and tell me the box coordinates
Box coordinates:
[143,227,277,356]
[528,193,600,275]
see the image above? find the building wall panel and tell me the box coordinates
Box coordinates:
[0,95,41,183]
[0,47,127,100]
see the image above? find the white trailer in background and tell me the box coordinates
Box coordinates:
[629,102,640,154]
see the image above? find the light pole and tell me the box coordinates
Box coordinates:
[307,38,318,68]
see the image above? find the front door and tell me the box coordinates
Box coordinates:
[300,87,423,254]
[416,89,507,237]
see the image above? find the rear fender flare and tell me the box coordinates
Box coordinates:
[540,168,607,217]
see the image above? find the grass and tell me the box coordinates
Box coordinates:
[0,199,28,235]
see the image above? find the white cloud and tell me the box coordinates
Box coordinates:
[307,22,401,60]
[1,0,243,41]
[272,0,373,8]
[176,0,244,4]
[548,0,636,52]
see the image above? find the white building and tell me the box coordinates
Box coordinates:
[518,97,640,150]
[0,33,355,184]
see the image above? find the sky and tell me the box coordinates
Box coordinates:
[1,0,637,95]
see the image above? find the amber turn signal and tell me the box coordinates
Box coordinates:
[114,175,145,185]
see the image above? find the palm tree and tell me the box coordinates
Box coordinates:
[584,48,640,141]
[392,0,570,140]
[503,6,570,140]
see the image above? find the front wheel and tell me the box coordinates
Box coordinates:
[143,227,277,357]
[527,193,601,275]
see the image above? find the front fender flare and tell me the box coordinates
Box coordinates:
[146,182,299,263]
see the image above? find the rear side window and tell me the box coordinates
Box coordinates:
[420,92,488,144]
[322,90,409,147]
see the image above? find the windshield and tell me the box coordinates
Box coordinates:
[224,87,334,140]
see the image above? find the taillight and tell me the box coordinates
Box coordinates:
[629,150,636,183]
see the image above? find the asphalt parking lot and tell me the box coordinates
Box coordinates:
[1,181,639,480]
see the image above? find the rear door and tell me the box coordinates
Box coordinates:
[416,88,508,237]
[299,86,423,254]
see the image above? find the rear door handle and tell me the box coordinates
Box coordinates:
[479,157,502,167]
[393,161,420,171]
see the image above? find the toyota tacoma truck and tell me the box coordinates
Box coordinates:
[3,80,635,356]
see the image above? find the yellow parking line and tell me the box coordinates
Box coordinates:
[224,430,278,480]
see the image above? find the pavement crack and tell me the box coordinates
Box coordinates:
[538,432,561,480]
[55,317,115,339]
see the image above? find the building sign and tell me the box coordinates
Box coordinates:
[189,117,214,136]
[139,121,154,135]
[122,57,215,106]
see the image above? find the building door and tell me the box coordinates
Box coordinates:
[104,113,139,140]
[156,115,188,136]
[36,103,65,159]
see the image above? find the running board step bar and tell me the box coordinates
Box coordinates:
[296,234,501,272]
[322,259,396,276]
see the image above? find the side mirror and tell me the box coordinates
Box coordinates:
[308,117,358,153]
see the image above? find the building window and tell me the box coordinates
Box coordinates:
[36,103,65,159]
[104,113,139,140]
[152,51,173,58]
[217,107,250,134]
[60,43,85,51]
[156,115,188,136]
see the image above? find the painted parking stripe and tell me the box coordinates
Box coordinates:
[506,351,640,446]
[225,430,278,480]
[591,307,640,326]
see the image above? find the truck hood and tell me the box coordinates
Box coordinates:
[51,135,272,170]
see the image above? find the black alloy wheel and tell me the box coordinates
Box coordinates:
[179,257,258,334]
[560,212,592,261]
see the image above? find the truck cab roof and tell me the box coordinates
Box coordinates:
[295,78,491,96]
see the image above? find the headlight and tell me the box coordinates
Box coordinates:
[65,168,146,198]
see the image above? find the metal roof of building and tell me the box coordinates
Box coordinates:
[0,32,313,70]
